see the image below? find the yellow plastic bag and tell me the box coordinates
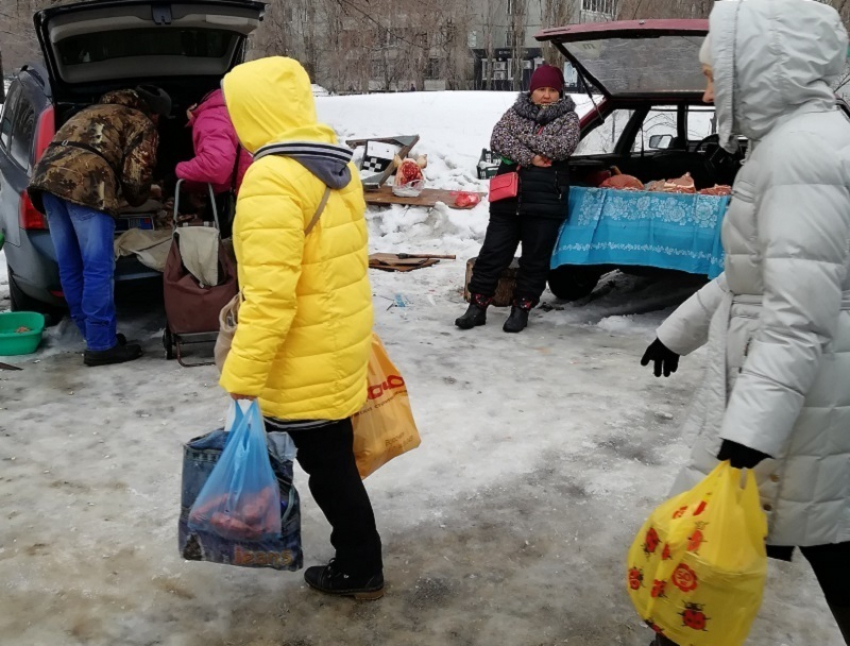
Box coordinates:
[626,463,768,646]
[352,333,421,478]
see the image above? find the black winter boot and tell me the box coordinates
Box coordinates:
[84,342,143,367]
[455,294,491,330]
[304,559,385,600]
[503,298,534,333]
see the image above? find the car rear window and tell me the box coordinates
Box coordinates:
[57,28,234,65]
[10,98,37,169]
[568,35,705,95]
[0,83,21,149]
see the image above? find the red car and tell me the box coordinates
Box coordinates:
[536,20,850,300]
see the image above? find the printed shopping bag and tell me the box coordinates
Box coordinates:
[352,333,421,478]
[178,400,303,570]
[626,462,767,646]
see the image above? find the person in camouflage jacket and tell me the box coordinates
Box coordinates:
[30,87,164,216]
[29,85,170,366]
[457,65,580,334]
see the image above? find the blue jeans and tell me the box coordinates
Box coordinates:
[42,193,117,351]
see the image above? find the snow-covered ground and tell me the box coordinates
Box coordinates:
[0,92,842,646]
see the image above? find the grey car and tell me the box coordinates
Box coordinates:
[0,0,264,321]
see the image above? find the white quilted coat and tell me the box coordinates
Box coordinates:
[656,0,850,547]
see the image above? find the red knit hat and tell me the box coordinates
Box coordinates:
[529,65,565,94]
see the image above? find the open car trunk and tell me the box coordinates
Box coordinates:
[534,21,730,189]
[33,0,264,281]
[34,0,265,104]
[535,19,709,101]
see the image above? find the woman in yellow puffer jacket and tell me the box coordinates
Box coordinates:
[219,57,383,600]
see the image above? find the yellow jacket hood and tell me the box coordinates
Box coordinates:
[222,57,353,189]
[221,56,338,153]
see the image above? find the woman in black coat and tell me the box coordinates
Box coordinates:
[457,65,580,333]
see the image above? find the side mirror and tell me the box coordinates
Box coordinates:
[648,134,673,150]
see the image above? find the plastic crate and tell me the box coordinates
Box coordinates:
[477,148,500,179]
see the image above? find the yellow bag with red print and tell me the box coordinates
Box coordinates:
[351,333,421,479]
[626,462,768,646]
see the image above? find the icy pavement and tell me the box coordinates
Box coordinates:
[0,255,842,645]
[0,91,844,645]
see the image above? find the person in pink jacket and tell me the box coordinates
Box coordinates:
[176,89,251,194]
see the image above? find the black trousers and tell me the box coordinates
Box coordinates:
[468,213,564,305]
[284,419,383,577]
[655,542,850,645]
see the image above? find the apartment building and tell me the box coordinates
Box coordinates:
[471,0,617,90]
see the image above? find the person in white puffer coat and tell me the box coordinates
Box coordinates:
[640,0,850,643]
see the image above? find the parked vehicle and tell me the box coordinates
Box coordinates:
[536,20,850,300]
[0,0,264,320]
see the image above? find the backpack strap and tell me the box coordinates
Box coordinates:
[305,187,332,235]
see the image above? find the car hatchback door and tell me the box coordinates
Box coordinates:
[34,0,265,103]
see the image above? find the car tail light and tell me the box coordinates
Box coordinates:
[20,190,47,230]
[34,105,55,163]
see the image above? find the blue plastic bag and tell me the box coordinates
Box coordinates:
[178,413,302,571]
[188,400,282,542]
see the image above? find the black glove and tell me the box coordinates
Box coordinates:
[717,440,770,469]
[641,338,680,378]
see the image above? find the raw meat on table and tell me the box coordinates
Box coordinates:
[599,167,644,190]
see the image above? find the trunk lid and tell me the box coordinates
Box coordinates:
[34,0,265,102]
[536,19,709,100]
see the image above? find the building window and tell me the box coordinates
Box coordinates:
[581,0,617,16]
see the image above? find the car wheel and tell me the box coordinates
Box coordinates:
[7,264,66,325]
[548,265,605,301]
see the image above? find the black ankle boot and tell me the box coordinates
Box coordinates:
[304,559,385,600]
[84,342,143,367]
[455,294,491,330]
[503,298,533,333]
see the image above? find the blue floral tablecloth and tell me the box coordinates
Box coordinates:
[551,187,729,279]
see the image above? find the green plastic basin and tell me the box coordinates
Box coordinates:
[0,311,45,356]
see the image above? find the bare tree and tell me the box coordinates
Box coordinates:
[540,0,579,65]
[2,0,91,72]
[477,0,506,90]
[253,0,475,94]
[507,0,528,91]
[249,0,294,60]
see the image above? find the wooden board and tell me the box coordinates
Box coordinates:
[363,186,485,210]
[369,255,441,272]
